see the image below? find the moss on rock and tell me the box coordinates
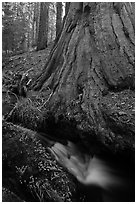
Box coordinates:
[2,121,77,201]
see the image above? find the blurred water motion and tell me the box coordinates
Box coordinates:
[48,141,135,202]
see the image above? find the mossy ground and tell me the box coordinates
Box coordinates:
[2,46,135,201]
[2,48,79,202]
[3,121,78,201]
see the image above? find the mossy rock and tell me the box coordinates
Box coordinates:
[2,121,77,202]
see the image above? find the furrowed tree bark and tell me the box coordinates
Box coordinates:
[33,3,135,156]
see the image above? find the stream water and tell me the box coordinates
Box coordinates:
[48,141,135,202]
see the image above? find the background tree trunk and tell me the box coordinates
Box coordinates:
[32,2,37,47]
[33,2,135,155]
[56,2,62,38]
[37,3,49,51]
[35,3,40,46]
[65,3,70,16]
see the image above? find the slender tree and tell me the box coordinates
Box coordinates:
[56,2,62,38]
[32,2,40,47]
[37,3,49,51]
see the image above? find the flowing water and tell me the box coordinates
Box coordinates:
[48,141,135,202]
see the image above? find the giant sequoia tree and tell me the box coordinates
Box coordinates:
[33,3,135,156]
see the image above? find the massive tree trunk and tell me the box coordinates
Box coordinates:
[33,3,135,156]
[37,3,49,51]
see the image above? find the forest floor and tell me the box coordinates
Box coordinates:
[2,45,135,202]
[2,45,135,125]
[3,47,50,89]
[2,46,78,202]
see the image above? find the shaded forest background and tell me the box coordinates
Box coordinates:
[2,2,64,55]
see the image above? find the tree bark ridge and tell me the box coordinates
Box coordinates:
[32,2,134,153]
